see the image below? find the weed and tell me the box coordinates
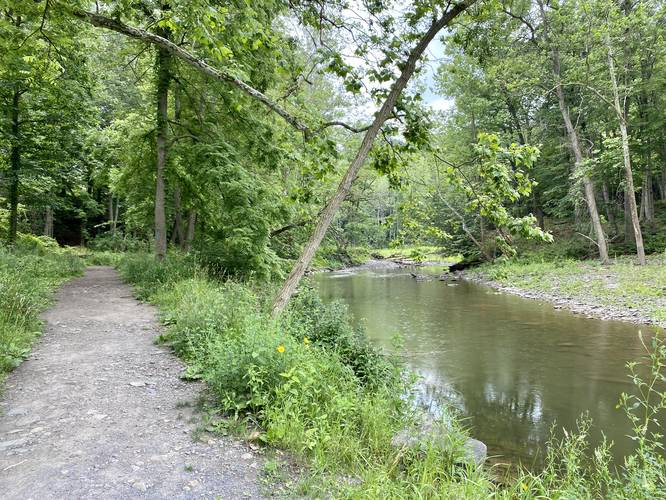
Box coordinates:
[0,245,83,380]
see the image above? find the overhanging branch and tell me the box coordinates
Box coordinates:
[59,5,312,137]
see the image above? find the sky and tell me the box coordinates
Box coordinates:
[421,36,455,113]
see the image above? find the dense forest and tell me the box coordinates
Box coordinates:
[2,0,666,497]
[3,0,666,293]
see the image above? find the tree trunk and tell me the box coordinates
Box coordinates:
[607,40,646,264]
[171,187,185,246]
[624,190,635,244]
[170,86,185,247]
[601,182,616,235]
[537,0,608,263]
[183,210,196,251]
[113,200,120,231]
[640,167,655,229]
[270,2,475,316]
[108,193,117,233]
[8,88,21,245]
[154,42,170,260]
[439,193,492,260]
[44,206,54,238]
[555,82,608,263]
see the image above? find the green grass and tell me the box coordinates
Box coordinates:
[474,254,666,325]
[0,243,84,382]
[116,252,666,498]
[373,245,462,263]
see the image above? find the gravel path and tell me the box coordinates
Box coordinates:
[0,266,263,499]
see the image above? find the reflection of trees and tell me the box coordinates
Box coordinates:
[316,271,655,466]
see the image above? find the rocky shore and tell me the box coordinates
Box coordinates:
[461,271,666,330]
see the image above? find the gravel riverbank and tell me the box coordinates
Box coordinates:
[461,256,666,329]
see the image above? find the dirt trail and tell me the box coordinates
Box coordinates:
[0,266,263,499]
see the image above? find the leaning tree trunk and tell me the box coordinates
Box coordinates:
[8,88,21,245]
[555,83,609,264]
[271,1,476,315]
[154,42,170,260]
[607,40,646,264]
[538,0,608,263]
[624,190,635,244]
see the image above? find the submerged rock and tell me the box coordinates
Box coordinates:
[410,273,434,282]
[391,419,487,466]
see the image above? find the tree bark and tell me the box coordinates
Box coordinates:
[108,193,117,233]
[601,182,616,234]
[171,187,185,246]
[183,210,196,251]
[170,85,185,247]
[640,166,655,229]
[607,39,645,264]
[154,40,170,260]
[555,79,608,263]
[270,1,476,316]
[8,88,21,245]
[624,190,635,244]
[44,206,54,238]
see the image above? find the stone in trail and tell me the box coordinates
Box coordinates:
[0,266,262,499]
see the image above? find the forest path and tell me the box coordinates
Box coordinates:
[0,266,263,499]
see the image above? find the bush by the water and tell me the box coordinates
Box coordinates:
[0,245,83,378]
[118,253,666,497]
[118,253,493,495]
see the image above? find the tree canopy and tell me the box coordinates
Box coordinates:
[2,0,666,310]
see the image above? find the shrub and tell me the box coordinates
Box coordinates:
[88,231,148,253]
[283,285,397,388]
[118,254,484,493]
[117,251,199,299]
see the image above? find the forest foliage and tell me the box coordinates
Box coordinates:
[3,0,666,495]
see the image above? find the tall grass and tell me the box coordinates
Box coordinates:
[0,245,84,378]
[118,253,666,498]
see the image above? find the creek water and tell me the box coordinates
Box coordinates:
[314,266,663,467]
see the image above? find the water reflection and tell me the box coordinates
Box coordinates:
[315,268,663,466]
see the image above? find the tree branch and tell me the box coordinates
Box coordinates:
[319,121,372,133]
[59,5,312,137]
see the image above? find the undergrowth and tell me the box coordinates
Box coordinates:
[0,242,83,380]
[118,252,666,498]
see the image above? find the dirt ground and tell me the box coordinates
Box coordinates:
[0,266,264,499]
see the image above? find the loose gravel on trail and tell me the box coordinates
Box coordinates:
[0,266,264,499]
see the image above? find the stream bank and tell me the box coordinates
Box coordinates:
[461,255,666,329]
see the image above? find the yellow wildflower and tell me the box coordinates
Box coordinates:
[521,483,528,492]
[303,337,310,345]
[276,345,285,353]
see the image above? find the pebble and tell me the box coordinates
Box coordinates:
[132,481,148,492]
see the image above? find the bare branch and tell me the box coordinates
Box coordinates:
[319,121,372,133]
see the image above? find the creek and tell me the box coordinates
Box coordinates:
[315,265,663,467]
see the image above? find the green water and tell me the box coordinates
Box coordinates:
[315,267,662,466]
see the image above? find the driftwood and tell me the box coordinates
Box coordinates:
[448,259,482,272]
